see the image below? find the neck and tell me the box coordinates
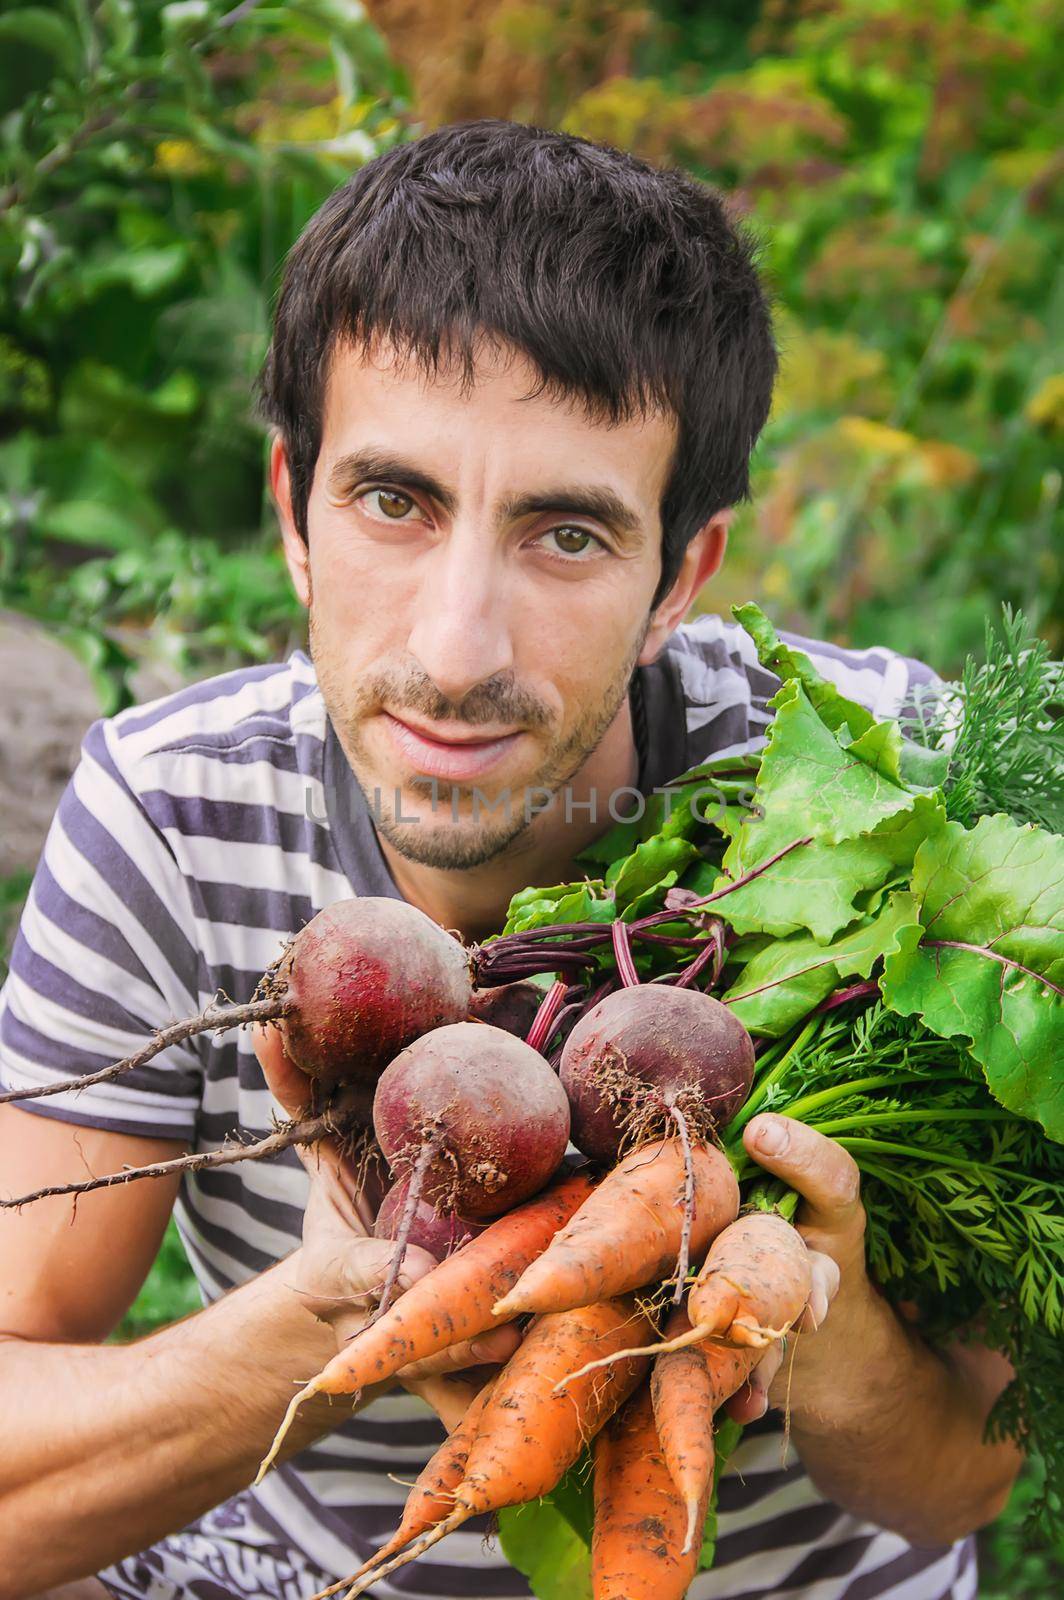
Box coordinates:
[377,699,640,943]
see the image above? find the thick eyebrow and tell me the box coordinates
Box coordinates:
[326,449,645,547]
[499,486,645,546]
[326,450,457,515]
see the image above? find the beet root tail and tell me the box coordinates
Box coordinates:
[0,996,286,1106]
[0,1113,338,1210]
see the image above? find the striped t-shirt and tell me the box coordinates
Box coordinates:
[0,613,977,1600]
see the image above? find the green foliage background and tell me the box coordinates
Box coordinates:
[0,0,1060,1590]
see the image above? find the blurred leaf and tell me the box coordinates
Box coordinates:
[0,9,81,76]
[37,499,147,551]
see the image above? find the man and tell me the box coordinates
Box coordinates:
[0,121,1018,1599]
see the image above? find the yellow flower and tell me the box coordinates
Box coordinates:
[1026,374,1064,436]
[837,417,918,457]
[153,140,211,177]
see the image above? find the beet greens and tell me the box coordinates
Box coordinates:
[484,602,1063,1563]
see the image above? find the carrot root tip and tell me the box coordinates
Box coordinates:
[254,1379,321,1484]
[554,1324,712,1392]
[730,1317,793,1349]
[343,1511,467,1597]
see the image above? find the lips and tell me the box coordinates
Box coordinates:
[382,712,524,782]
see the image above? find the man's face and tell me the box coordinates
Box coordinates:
[285,337,682,870]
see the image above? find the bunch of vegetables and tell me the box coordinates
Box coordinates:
[1,605,1061,1600]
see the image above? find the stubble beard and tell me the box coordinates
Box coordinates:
[310,610,649,871]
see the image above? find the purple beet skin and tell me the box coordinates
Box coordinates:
[277,898,472,1086]
[559,984,755,1163]
[373,1177,485,1259]
[372,1021,571,1217]
[467,980,545,1039]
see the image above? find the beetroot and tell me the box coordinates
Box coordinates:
[467,980,544,1039]
[0,896,473,1111]
[559,985,754,1164]
[373,1177,485,1260]
[373,1022,571,1218]
[275,898,472,1085]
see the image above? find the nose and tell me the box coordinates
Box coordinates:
[406,529,515,709]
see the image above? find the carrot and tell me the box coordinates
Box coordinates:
[344,1298,653,1597]
[650,1308,715,1556]
[257,1166,597,1481]
[493,1138,738,1319]
[702,1337,762,1407]
[592,1381,704,1600]
[308,1378,499,1600]
[687,1211,811,1348]
[649,1306,763,1554]
[558,1209,811,1386]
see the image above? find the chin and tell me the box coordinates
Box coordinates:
[378,811,532,871]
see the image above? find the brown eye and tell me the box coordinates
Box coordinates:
[376,489,415,519]
[549,526,595,555]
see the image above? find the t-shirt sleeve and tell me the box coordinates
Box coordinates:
[0,717,204,1140]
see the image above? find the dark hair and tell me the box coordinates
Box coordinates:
[258,119,777,603]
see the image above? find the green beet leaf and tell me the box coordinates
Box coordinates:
[724,891,921,1036]
[881,814,1064,1141]
[716,680,941,940]
[503,881,613,936]
[733,602,877,740]
[608,834,699,910]
[498,1496,592,1600]
[717,796,942,944]
[735,602,949,791]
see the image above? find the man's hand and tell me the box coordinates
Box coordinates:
[251,1025,519,1431]
[723,1113,862,1425]
[730,1111,1019,1544]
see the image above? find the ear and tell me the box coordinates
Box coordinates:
[639,511,731,663]
[270,434,311,608]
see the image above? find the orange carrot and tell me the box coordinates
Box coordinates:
[687,1211,811,1348]
[493,1139,738,1319]
[558,1209,811,1387]
[345,1298,653,1597]
[650,1308,715,1555]
[592,1381,704,1600]
[702,1337,762,1406]
[309,1378,499,1600]
[258,1166,597,1481]
[649,1306,764,1555]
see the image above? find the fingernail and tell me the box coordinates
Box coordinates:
[754,1117,788,1156]
[470,1340,495,1362]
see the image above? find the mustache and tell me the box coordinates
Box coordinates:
[357,666,553,731]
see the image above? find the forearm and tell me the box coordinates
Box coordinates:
[787,1288,1020,1545]
[0,1251,379,1593]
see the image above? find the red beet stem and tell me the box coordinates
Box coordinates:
[634,835,813,931]
[672,920,725,991]
[525,979,570,1055]
[815,978,881,1013]
[611,920,641,988]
